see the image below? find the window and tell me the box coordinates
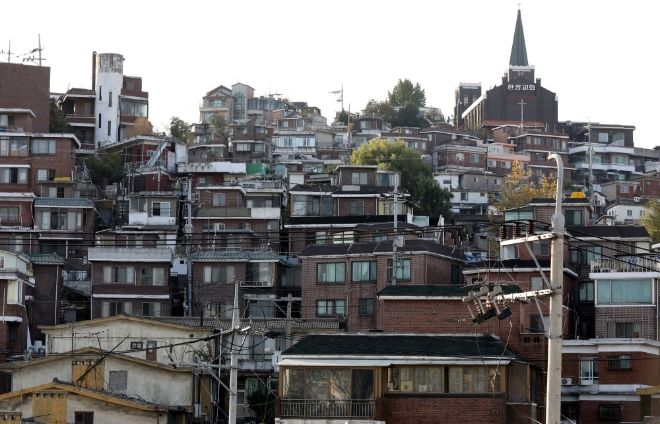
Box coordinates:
[31,139,56,154]
[37,169,55,181]
[248,299,274,318]
[0,206,19,222]
[98,114,102,128]
[203,266,235,283]
[448,366,500,393]
[488,160,497,168]
[358,298,375,316]
[460,192,467,201]
[565,209,582,225]
[152,202,170,217]
[212,193,226,207]
[599,404,622,421]
[607,322,642,338]
[531,315,549,333]
[501,161,511,169]
[598,133,609,143]
[597,279,652,304]
[0,138,28,157]
[316,299,345,316]
[451,264,460,284]
[107,121,111,136]
[206,302,232,318]
[387,259,411,280]
[317,263,346,283]
[120,100,148,117]
[101,301,132,317]
[612,132,625,143]
[620,185,629,193]
[7,236,22,253]
[580,358,598,385]
[36,210,84,231]
[138,268,164,286]
[607,355,632,370]
[142,302,165,317]
[130,198,147,212]
[376,173,394,186]
[627,209,633,217]
[349,201,364,215]
[532,240,549,256]
[470,154,479,163]
[0,114,14,129]
[0,167,26,184]
[7,323,18,343]
[130,342,143,350]
[352,261,377,282]
[75,412,94,424]
[103,266,135,283]
[579,282,594,301]
[236,143,250,152]
[374,234,387,242]
[246,262,272,283]
[531,276,543,291]
[351,172,367,185]
[48,187,65,198]
[573,245,601,266]
[387,366,445,393]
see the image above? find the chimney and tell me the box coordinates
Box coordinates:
[92,51,97,89]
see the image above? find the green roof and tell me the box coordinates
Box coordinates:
[378,284,523,298]
[34,198,94,208]
[24,253,65,265]
[283,334,516,358]
[509,9,529,66]
[190,251,281,262]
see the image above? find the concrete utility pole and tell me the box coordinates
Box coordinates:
[545,153,565,424]
[392,173,399,285]
[185,179,194,317]
[228,279,240,424]
[587,118,595,221]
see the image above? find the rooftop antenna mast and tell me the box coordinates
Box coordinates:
[22,34,46,66]
[0,40,12,63]
[330,83,344,112]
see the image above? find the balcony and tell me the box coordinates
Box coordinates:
[63,270,91,295]
[226,180,283,190]
[573,161,635,173]
[65,115,95,126]
[0,269,32,282]
[280,399,376,419]
[177,162,246,174]
[590,257,660,279]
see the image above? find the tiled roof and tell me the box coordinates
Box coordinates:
[283,334,516,358]
[529,197,591,205]
[482,120,545,128]
[378,284,523,297]
[34,198,94,208]
[300,240,465,261]
[566,225,650,239]
[24,253,65,265]
[66,88,96,96]
[190,251,281,262]
[146,316,341,331]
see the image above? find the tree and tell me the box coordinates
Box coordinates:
[351,138,453,220]
[491,161,557,219]
[387,79,426,108]
[392,103,425,128]
[169,116,190,143]
[209,113,230,140]
[49,98,73,133]
[85,150,125,185]
[640,199,660,243]
[336,109,349,125]
[362,100,396,124]
[424,108,445,123]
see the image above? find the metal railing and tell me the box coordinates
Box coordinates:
[240,280,274,288]
[63,270,89,282]
[591,257,660,273]
[280,399,375,418]
[0,269,32,281]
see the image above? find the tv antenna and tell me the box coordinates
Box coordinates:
[268,88,282,97]
[20,34,46,66]
[329,83,344,111]
[0,40,13,63]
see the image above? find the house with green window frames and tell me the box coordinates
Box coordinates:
[276,333,539,424]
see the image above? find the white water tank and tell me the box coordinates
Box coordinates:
[94,53,124,148]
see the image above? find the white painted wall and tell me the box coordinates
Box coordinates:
[94,53,124,147]
[605,204,644,222]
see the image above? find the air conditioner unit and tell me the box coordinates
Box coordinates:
[634,196,640,202]
[561,378,574,385]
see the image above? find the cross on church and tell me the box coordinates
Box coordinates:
[518,3,521,9]
[518,99,527,129]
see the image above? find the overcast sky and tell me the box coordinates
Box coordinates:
[3,1,658,147]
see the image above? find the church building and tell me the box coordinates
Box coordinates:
[458,9,559,133]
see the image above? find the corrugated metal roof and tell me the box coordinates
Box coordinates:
[34,198,94,208]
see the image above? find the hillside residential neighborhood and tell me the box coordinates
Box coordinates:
[2,9,660,424]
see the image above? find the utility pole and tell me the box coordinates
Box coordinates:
[285,293,292,349]
[545,153,565,424]
[392,173,401,285]
[587,118,594,221]
[228,279,240,424]
[185,179,194,317]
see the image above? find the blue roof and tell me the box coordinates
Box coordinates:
[34,198,94,208]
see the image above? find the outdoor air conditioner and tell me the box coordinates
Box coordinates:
[634,196,640,202]
[561,378,574,385]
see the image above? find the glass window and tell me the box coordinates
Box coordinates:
[317,263,346,283]
[246,262,272,283]
[349,201,364,215]
[597,279,652,304]
[565,209,582,225]
[451,264,460,284]
[203,266,235,283]
[316,299,345,316]
[0,138,28,156]
[0,167,27,184]
[351,172,367,185]
[531,315,548,333]
[607,322,642,338]
[448,367,499,393]
[580,358,598,385]
[531,276,543,291]
[387,259,411,280]
[607,354,632,370]
[533,240,550,256]
[152,202,170,217]
[577,246,601,266]
[103,266,134,283]
[599,405,622,421]
[0,206,19,222]
[358,298,375,316]
[31,139,56,154]
[579,282,594,301]
[352,261,377,282]
[212,193,226,206]
[598,133,609,143]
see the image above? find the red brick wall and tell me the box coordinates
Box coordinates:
[380,396,507,424]
[577,400,640,424]
[337,167,377,186]
[0,63,50,133]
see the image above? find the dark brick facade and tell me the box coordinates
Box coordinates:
[0,63,50,133]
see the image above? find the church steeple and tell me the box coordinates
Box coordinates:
[509,9,529,66]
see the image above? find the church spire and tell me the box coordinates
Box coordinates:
[509,8,529,66]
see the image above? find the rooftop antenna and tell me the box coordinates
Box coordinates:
[0,40,13,63]
[268,88,282,98]
[21,34,46,66]
[330,83,344,111]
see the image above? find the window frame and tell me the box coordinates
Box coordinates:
[316,262,346,283]
[349,200,364,215]
[607,354,632,370]
[358,298,375,316]
[387,259,411,280]
[351,261,377,282]
[316,299,346,316]
[598,404,622,421]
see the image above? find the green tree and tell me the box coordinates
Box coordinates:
[640,199,660,243]
[209,113,230,140]
[362,99,397,124]
[337,109,349,125]
[351,138,453,220]
[392,103,425,128]
[169,116,190,143]
[49,98,73,133]
[387,79,426,108]
[85,150,125,185]
[491,161,557,219]
[424,108,445,123]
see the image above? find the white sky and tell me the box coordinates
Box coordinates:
[3,0,658,146]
